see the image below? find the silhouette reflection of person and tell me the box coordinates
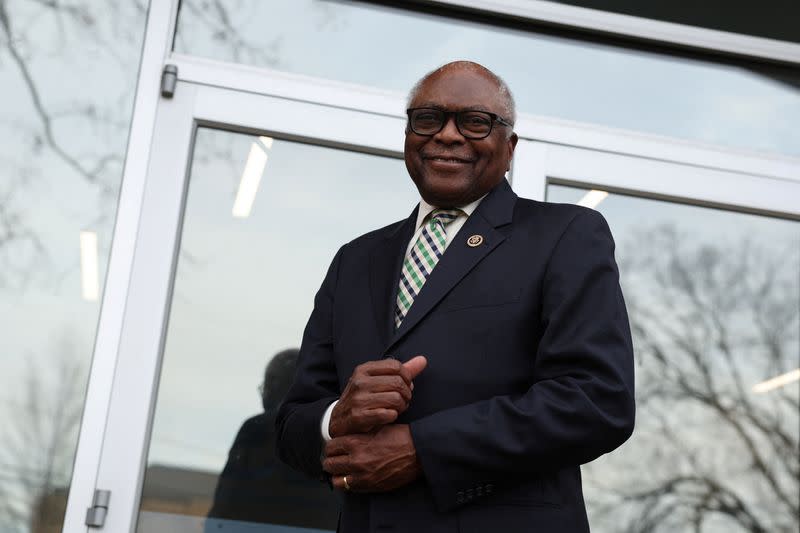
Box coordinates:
[206,349,339,531]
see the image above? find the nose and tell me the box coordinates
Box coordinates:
[433,115,465,144]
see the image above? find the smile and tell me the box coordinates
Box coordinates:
[426,156,473,164]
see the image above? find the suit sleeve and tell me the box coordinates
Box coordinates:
[409,209,635,511]
[275,246,344,479]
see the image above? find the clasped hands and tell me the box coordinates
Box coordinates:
[322,355,427,493]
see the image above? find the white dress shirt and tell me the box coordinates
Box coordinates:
[320,195,487,441]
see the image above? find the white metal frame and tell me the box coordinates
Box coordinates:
[67,82,413,533]
[63,0,800,531]
[173,53,800,184]
[513,140,800,218]
[425,0,800,64]
[61,0,180,531]
[68,84,799,533]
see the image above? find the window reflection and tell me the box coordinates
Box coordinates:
[548,184,800,533]
[0,1,147,531]
[174,0,800,157]
[205,349,338,530]
[137,128,416,532]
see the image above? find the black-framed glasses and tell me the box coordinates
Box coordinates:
[406,107,513,139]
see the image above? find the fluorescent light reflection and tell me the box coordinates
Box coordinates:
[80,231,99,302]
[232,137,273,218]
[576,190,609,209]
[753,369,800,393]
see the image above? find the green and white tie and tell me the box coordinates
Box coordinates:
[395,208,461,328]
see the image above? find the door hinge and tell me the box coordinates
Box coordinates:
[85,489,111,528]
[161,64,178,98]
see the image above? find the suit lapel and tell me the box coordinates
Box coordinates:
[369,207,418,348]
[385,180,517,353]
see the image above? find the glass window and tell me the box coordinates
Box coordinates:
[174,0,800,157]
[136,128,417,532]
[547,184,799,533]
[0,1,148,531]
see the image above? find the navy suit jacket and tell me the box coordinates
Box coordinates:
[276,180,635,532]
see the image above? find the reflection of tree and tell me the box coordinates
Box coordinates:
[585,225,799,533]
[175,0,345,69]
[1,1,145,531]
[0,0,146,288]
[177,0,283,67]
[0,0,145,195]
[0,337,86,532]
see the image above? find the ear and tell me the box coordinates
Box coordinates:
[506,133,518,170]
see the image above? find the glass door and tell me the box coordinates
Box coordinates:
[513,140,800,533]
[81,78,799,533]
[87,81,419,533]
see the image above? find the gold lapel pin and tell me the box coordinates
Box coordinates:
[467,234,484,247]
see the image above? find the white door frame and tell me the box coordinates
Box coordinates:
[513,140,800,218]
[65,81,419,533]
[68,80,799,533]
[61,0,180,530]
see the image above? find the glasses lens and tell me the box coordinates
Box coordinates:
[411,109,444,135]
[458,111,492,137]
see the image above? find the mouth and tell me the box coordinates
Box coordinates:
[423,155,474,164]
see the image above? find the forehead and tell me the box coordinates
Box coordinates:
[410,68,504,113]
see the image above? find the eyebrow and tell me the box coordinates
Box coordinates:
[411,103,494,114]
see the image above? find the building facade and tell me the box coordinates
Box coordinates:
[0,1,798,532]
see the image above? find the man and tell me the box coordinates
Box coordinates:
[276,61,635,532]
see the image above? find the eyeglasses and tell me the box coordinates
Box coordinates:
[406,107,513,140]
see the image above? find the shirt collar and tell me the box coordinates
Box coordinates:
[415,194,486,230]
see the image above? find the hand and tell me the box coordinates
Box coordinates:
[329,356,427,437]
[323,424,422,493]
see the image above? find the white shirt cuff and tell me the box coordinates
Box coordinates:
[321,400,338,442]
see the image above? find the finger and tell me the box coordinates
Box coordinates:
[348,375,411,401]
[325,437,352,457]
[332,474,358,492]
[322,454,349,475]
[353,407,398,429]
[402,355,427,381]
[362,391,408,411]
[360,359,409,379]
[363,375,413,401]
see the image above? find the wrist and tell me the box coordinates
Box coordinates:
[321,400,339,441]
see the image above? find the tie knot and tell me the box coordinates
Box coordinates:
[429,208,462,227]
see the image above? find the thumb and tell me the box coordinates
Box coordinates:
[403,355,428,380]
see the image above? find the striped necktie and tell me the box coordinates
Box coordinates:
[395,208,462,328]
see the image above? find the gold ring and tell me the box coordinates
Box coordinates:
[343,475,351,491]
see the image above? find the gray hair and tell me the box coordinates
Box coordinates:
[406,61,517,127]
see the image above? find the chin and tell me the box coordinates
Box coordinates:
[422,189,472,208]
[417,176,474,207]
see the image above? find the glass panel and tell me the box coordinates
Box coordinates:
[137,128,417,532]
[174,0,800,157]
[0,1,148,531]
[547,184,800,533]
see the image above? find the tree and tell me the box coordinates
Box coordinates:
[0,336,86,533]
[584,224,799,533]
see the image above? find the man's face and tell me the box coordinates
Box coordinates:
[404,68,518,208]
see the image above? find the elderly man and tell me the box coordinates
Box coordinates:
[276,61,635,532]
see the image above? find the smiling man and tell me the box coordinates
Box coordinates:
[276,61,635,533]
